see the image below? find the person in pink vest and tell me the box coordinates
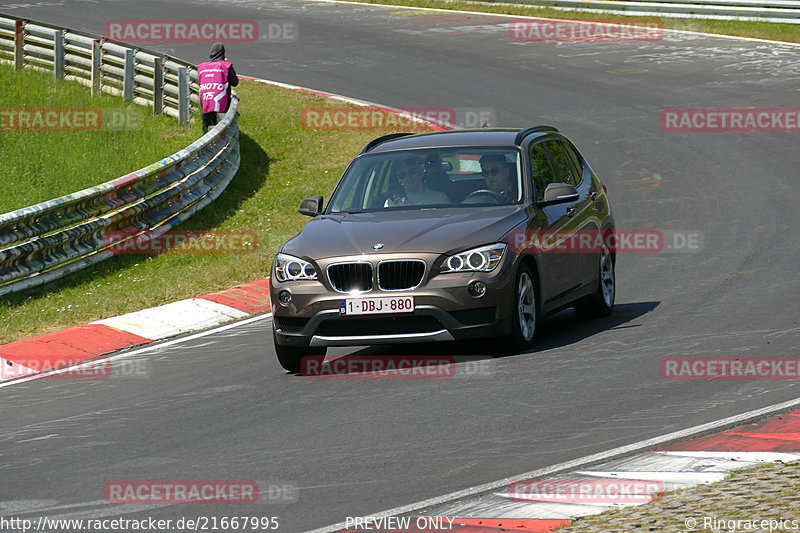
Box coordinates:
[198,43,239,133]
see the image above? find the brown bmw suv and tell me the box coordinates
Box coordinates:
[270,126,615,372]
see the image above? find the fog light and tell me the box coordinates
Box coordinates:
[468,281,486,297]
[278,290,292,305]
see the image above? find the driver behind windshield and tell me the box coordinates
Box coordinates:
[479,154,517,202]
[386,157,449,206]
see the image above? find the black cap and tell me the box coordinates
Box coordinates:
[209,43,225,61]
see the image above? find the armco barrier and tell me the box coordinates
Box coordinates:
[474,0,800,23]
[0,15,240,297]
[0,15,198,122]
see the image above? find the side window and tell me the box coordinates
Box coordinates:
[544,140,578,187]
[561,141,584,185]
[529,143,556,200]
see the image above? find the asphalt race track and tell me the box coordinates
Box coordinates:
[2,1,800,531]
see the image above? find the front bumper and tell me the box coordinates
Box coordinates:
[270,252,516,348]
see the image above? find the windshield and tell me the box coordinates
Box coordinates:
[327,147,523,213]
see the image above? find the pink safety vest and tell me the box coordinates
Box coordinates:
[198,60,232,113]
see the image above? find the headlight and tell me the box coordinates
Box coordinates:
[274,253,317,281]
[441,243,506,273]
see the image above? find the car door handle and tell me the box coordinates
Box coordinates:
[566,206,576,217]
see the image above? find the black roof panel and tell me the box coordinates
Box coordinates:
[365,128,529,153]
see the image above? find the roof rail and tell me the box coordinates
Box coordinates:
[514,125,559,145]
[360,133,415,154]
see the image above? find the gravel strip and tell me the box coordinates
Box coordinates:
[558,461,800,532]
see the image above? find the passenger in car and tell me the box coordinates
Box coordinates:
[386,157,450,206]
[479,154,517,202]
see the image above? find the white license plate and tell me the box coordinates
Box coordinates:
[339,296,414,316]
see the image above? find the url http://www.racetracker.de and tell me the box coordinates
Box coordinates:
[0,515,281,532]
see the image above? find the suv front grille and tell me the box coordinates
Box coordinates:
[327,262,373,292]
[378,260,426,291]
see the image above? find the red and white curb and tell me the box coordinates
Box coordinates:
[0,278,271,381]
[333,411,800,533]
[92,298,249,341]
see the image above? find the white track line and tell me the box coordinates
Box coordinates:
[305,395,800,533]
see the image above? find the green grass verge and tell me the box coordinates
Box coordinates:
[0,62,202,213]
[0,76,427,344]
[351,0,800,44]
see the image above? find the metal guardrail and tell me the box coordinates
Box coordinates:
[0,15,199,122]
[479,0,800,23]
[0,15,241,297]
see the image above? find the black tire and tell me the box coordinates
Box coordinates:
[574,242,615,319]
[505,263,538,351]
[273,328,326,373]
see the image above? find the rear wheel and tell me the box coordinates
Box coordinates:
[574,243,615,319]
[273,328,326,373]
[505,263,538,351]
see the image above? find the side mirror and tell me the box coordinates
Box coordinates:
[537,183,579,206]
[299,195,323,217]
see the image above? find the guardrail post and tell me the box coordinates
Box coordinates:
[153,57,164,116]
[178,66,189,127]
[123,48,135,102]
[91,39,101,96]
[13,20,24,71]
[53,29,65,81]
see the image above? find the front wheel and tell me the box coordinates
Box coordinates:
[273,328,326,373]
[574,243,615,319]
[505,263,538,351]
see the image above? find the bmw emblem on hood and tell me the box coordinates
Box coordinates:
[373,243,384,250]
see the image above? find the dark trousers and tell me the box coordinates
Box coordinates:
[202,112,220,133]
